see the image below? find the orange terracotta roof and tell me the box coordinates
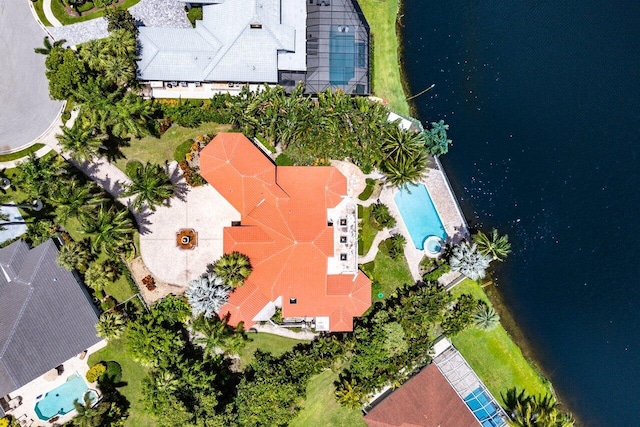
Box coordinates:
[200,133,371,331]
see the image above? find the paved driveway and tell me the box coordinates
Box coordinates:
[0,0,62,152]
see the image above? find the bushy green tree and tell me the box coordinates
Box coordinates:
[45,47,87,100]
[441,294,479,336]
[104,8,137,34]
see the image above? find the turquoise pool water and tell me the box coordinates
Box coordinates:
[394,183,447,250]
[34,374,96,420]
[464,387,506,427]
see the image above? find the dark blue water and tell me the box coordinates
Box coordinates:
[401,2,640,425]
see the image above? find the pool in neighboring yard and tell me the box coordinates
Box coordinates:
[394,183,447,250]
[34,374,98,420]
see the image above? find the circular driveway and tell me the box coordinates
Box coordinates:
[0,0,62,153]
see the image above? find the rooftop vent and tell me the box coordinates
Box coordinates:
[289,298,297,304]
[250,23,263,29]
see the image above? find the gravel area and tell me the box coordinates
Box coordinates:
[49,0,191,46]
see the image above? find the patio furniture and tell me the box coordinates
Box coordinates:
[8,395,22,409]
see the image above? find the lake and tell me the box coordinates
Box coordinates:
[401,1,640,425]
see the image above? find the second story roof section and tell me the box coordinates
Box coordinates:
[138,0,306,83]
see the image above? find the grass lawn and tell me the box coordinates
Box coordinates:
[0,144,45,163]
[290,370,366,427]
[450,279,551,403]
[237,332,308,369]
[360,241,413,301]
[88,339,155,427]
[359,0,409,116]
[31,0,52,27]
[114,123,232,172]
[357,205,378,256]
[50,0,142,25]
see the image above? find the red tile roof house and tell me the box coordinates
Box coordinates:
[363,364,479,427]
[200,133,371,332]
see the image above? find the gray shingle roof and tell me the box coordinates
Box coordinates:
[137,0,302,83]
[0,240,101,397]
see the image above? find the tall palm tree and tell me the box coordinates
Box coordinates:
[103,29,138,59]
[56,123,106,162]
[96,312,127,341]
[109,93,156,138]
[84,261,111,292]
[449,242,491,281]
[14,153,67,200]
[56,239,93,272]
[186,273,230,318]
[474,228,512,261]
[212,251,252,288]
[193,316,247,358]
[386,234,407,260]
[52,180,107,224]
[381,125,426,163]
[121,162,175,211]
[80,206,135,256]
[503,388,574,427]
[34,36,66,55]
[71,393,107,427]
[334,375,363,410]
[103,55,136,86]
[426,120,452,156]
[381,150,429,188]
[473,303,500,330]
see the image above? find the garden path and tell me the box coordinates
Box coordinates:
[42,0,63,27]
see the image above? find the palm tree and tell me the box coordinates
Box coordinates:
[84,261,111,292]
[52,180,107,224]
[14,153,67,200]
[381,125,426,163]
[386,234,406,260]
[26,220,58,246]
[121,162,175,211]
[186,273,230,318]
[57,239,93,272]
[103,55,136,86]
[425,120,452,156]
[34,36,66,55]
[109,93,157,138]
[381,150,429,188]
[474,228,512,261]
[334,375,363,410]
[56,123,106,162]
[503,388,575,427]
[96,312,127,341]
[449,242,491,281]
[103,29,137,59]
[71,393,107,427]
[473,303,500,330]
[192,316,247,358]
[370,202,396,229]
[80,206,135,256]
[211,251,253,288]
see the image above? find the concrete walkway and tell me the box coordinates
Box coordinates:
[251,323,317,341]
[42,0,63,27]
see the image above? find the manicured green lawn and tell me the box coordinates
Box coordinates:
[290,370,366,427]
[360,241,413,301]
[358,0,409,116]
[50,0,142,25]
[0,144,45,163]
[357,205,378,256]
[88,339,155,427]
[114,123,232,172]
[238,332,308,369]
[450,279,551,403]
[31,0,52,27]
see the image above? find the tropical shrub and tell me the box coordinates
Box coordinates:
[449,241,491,281]
[96,311,127,341]
[186,273,230,318]
[56,239,93,272]
[370,202,396,230]
[101,361,122,384]
[473,303,500,330]
[86,363,106,383]
[424,120,452,156]
[385,234,406,260]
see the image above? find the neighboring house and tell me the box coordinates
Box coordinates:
[364,338,509,427]
[137,0,369,97]
[0,240,102,417]
[200,133,371,332]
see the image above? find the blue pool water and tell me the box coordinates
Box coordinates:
[394,183,447,250]
[329,27,355,85]
[464,387,505,427]
[34,374,95,420]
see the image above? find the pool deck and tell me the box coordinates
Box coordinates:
[359,158,469,284]
[4,340,106,427]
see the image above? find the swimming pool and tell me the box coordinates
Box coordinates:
[34,374,97,420]
[329,27,356,85]
[463,387,506,427]
[393,183,447,250]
